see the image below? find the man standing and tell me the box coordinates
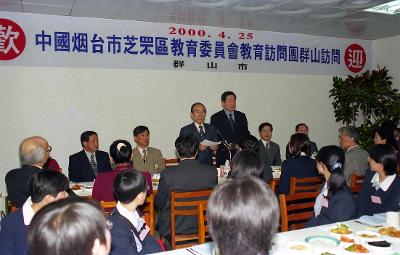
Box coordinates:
[180,102,218,166]
[68,131,112,182]
[131,126,166,174]
[211,91,250,166]
[286,123,318,159]
[155,134,217,239]
[339,126,369,184]
[6,136,51,207]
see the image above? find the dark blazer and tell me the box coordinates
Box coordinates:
[0,209,27,255]
[307,186,356,227]
[258,140,282,166]
[210,110,250,166]
[155,159,218,237]
[357,169,400,217]
[278,156,318,195]
[5,165,41,207]
[285,141,318,159]
[108,209,162,255]
[179,123,218,166]
[68,150,112,182]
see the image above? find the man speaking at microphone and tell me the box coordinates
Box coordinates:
[211,91,250,167]
[180,102,218,166]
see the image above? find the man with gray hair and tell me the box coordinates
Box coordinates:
[5,136,51,207]
[338,126,369,184]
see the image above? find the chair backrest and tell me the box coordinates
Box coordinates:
[99,201,117,216]
[350,174,365,194]
[289,176,324,194]
[279,191,319,232]
[170,189,213,249]
[140,193,155,236]
[268,179,280,193]
[197,200,209,244]
[165,158,180,168]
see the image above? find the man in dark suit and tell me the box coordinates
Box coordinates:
[285,123,318,159]
[6,136,51,207]
[258,122,282,183]
[155,134,218,239]
[68,131,112,182]
[180,102,218,166]
[211,91,250,166]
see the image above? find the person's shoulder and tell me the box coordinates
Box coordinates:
[211,110,224,118]
[181,123,193,130]
[69,150,84,159]
[5,168,21,179]
[1,209,23,226]
[148,147,162,154]
[270,141,280,148]
[96,150,109,156]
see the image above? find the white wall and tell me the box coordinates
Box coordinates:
[0,66,342,193]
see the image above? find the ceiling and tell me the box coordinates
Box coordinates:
[1,0,400,40]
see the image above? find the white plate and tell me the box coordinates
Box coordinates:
[355,230,381,242]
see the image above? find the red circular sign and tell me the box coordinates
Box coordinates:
[0,18,26,61]
[344,44,366,73]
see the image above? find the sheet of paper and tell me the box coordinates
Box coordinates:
[200,139,221,147]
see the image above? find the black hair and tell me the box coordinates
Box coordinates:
[229,150,263,178]
[28,170,69,203]
[375,126,399,151]
[190,102,206,113]
[295,123,308,131]
[80,131,97,147]
[28,198,108,255]
[237,135,259,152]
[221,91,236,102]
[288,133,311,157]
[369,144,397,176]
[175,134,199,158]
[133,126,149,137]
[258,122,273,132]
[113,170,147,203]
[109,140,132,164]
[208,176,279,255]
[316,145,346,199]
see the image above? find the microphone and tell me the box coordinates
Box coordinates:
[216,129,230,147]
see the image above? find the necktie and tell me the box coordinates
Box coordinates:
[266,142,270,150]
[90,153,97,175]
[228,113,235,133]
[142,149,147,164]
[199,125,205,137]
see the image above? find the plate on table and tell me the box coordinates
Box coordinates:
[344,243,370,254]
[305,235,340,252]
[329,223,353,239]
[366,240,393,254]
[355,230,381,242]
[286,241,312,254]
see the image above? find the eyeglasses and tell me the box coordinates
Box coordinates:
[46,146,52,153]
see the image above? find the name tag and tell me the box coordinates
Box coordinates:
[322,198,329,208]
[371,195,382,204]
[139,225,150,241]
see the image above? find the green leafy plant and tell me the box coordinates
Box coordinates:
[329,66,400,149]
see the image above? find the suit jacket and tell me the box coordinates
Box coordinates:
[258,140,282,167]
[343,145,369,185]
[5,165,41,207]
[210,110,250,166]
[68,150,112,182]
[108,209,162,255]
[131,147,166,174]
[0,209,27,255]
[179,123,218,166]
[278,156,318,195]
[285,141,318,159]
[155,159,218,237]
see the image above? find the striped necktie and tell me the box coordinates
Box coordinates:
[90,153,97,175]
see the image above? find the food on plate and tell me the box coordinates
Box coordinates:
[340,236,355,243]
[367,240,391,247]
[330,224,352,234]
[289,244,308,250]
[320,253,335,255]
[345,244,369,253]
[358,233,378,239]
[378,226,400,238]
[71,184,84,190]
[305,236,339,249]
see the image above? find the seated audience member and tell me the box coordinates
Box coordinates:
[236,135,259,152]
[278,133,318,195]
[131,126,166,174]
[357,144,400,217]
[68,131,112,182]
[28,198,111,255]
[208,176,279,255]
[228,150,264,179]
[307,146,356,227]
[155,134,218,240]
[375,125,400,165]
[338,126,369,184]
[43,156,62,172]
[258,122,282,168]
[108,170,162,255]
[179,102,218,166]
[0,170,69,255]
[6,136,52,207]
[286,123,318,159]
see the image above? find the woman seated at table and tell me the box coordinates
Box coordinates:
[92,140,151,202]
[228,149,264,179]
[357,144,400,217]
[307,145,356,227]
[374,125,400,165]
[278,133,318,195]
[108,170,162,255]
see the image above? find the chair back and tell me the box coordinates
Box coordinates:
[165,158,180,168]
[170,189,213,249]
[140,193,155,236]
[350,174,365,194]
[279,191,319,232]
[100,201,117,216]
[197,200,210,244]
[268,179,279,192]
[289,176,324,194]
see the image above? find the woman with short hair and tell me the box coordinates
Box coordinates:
[228,149,264,179]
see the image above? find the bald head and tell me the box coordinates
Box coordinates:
[19,136,49,167]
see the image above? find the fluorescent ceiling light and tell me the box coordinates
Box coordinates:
[364,0,400,15]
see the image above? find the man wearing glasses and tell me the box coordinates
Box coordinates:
[5,136,53,207]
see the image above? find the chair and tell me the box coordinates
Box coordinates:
[165,158,180,168]
[197,200,210,244]
[170,189,213,249]
[99,201,117,216]
[289,176,324,194]
[279,191,319,232]
[350,174,365,194]
[268,179,280,192]
[140,193,155,236]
